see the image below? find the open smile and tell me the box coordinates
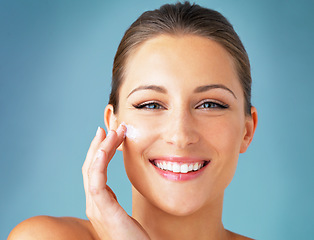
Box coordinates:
[149,157,210,181]
[150,160,209,173]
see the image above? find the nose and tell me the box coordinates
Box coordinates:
[162,108,200,148]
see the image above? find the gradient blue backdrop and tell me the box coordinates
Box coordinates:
[1,0,314,239]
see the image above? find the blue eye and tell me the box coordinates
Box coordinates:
[197,101,229,109]
[133,102,164,110]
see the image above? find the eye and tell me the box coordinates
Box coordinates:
[196,100,229,110]
[133,101,165,110]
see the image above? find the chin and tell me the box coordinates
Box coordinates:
[149,188,211,217]
[160,203,204,217]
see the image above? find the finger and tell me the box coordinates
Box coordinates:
[84,124,126,209]
[89,149,108,195]
[86,124,126,193]
[98,123,126,161]
[88,124,125,183]
[82,127,106,174]
[87,124,126,202]
[88,148,124,216]
[82,127,106,194]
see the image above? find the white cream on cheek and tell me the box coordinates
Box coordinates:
[122,122,141,142]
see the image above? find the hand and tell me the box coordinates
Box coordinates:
[82,124,150,240]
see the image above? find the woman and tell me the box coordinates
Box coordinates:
[9,2,257,239]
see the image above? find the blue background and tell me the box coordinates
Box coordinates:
[1,0,314,239]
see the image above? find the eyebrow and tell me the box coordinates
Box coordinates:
[127,85,167,98]
[127,83,237,99]
[194,84,237,99]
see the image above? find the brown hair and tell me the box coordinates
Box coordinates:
[109,1,252,115]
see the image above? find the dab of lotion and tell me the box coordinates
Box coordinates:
[122,123,140,142]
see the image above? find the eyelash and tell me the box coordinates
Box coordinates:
[133,101,165,110]
[133,100,229,110]
[196,100,229,110]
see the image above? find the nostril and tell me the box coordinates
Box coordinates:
[163,111,199,147]
[165,129,199,148]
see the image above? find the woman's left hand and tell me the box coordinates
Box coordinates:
[82,125,150,240]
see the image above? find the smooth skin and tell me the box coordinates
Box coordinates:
[8,35,257,240]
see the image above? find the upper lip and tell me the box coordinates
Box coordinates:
[149,156,210,163]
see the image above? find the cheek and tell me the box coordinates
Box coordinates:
[120,112,165,156]
[205,114,244,153]
[121,121,156,182]
[122,121,156,150]
[122,123,149,157]
[204,116,245,188]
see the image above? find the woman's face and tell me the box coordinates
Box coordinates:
[108,35,255,216]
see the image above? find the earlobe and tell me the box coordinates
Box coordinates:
[240,106,258,153]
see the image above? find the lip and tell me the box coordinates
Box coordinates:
[150,156,208,163]
[149,156,210,181]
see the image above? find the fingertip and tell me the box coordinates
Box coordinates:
[96,126,101,136]
[90,127,105,148]
[95,126,105,138]
[116,123,127,138]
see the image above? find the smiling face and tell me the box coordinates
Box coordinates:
[105,34,256,216]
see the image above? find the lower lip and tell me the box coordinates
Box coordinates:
[151,162,209,181]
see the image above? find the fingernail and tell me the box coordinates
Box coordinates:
[96,126,101,136]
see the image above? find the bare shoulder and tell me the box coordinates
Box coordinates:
[227,230,255,240]
[8,215,99,240]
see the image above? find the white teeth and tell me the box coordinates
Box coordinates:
[193,163,199,171]
[154,161,206,173]
[188,164,193,171]
[173,163,181,173]
[162,162,167,170]
[160,163,165,170]
[180,164,188,173]
[167,162,173,171]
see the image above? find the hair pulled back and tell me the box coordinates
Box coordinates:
[109,1,252,115]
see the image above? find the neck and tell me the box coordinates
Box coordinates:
[131,187,229,240]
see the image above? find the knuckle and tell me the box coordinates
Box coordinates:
[89,183,107,196]
[89,185,100,195]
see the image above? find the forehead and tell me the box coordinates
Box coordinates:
[121,34,241,95]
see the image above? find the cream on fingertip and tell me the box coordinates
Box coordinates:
[117,123,127,138]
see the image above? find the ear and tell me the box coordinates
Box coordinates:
[104,104,123,151]
[104,104,117,132]
[240,106,258,153]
